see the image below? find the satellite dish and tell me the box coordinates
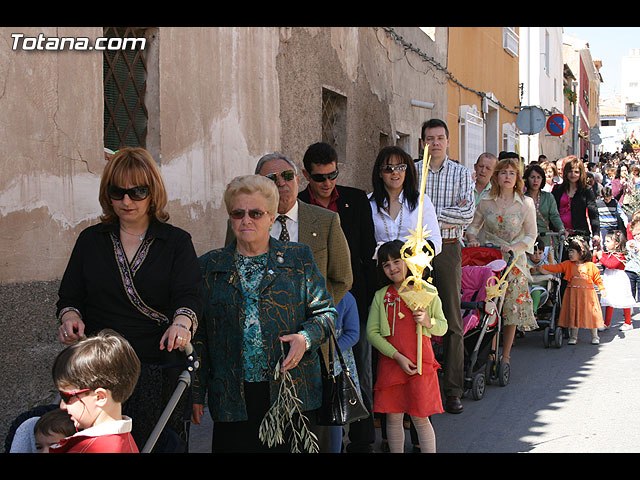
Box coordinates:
[516,106,546,135]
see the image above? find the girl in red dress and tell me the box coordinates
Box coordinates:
[366,240,448,453]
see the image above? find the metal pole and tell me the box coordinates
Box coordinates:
[141,371,192,453]
[572,81,579,156]
[141,343,198,453]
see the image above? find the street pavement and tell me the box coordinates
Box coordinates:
[188,308,640,453]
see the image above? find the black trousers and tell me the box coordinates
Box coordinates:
[211,381,326,453]
[433,241,464,398]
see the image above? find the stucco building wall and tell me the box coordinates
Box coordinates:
[0,26,447,440]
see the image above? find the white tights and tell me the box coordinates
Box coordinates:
[386,413,436,453]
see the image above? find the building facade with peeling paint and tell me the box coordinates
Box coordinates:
[0,26,449,434]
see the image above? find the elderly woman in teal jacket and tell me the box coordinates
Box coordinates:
[191,174,335,453]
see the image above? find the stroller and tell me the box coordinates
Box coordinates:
[458,245,516,401]
[529,232,565,348]
[141,342,200,453]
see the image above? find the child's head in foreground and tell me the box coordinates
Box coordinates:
[52,329,140,430]
[34,408,75,453]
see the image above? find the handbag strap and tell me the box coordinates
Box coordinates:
[325,321,349,378]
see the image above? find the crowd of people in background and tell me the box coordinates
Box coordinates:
[6,117,640,454]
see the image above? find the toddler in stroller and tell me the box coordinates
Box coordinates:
[527,238,552,313]
[527,232,565,348]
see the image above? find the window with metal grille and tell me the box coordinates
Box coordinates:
[503,27,519,58]
[103,27,148,151]
[502,122,517,152]
[459,104,485,170]
[322,87,347,163]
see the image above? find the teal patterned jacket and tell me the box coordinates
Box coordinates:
[192,238,336,422]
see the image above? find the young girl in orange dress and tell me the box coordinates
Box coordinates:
[595,230,636,331]
[534,236,605,345]
[366,240,448,453]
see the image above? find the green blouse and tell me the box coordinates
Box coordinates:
[526,190,564,245]
[236,252,270,382]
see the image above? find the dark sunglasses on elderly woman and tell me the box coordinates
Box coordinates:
[59,388,92,404]
[230,209,268,220]
[108,185,151,201]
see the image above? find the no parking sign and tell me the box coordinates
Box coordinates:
[546,114,569,136]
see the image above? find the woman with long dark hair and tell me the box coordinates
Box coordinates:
[369,146,441,256]
[551,156,600,249]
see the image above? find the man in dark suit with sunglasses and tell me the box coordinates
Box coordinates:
[298,142,377,453]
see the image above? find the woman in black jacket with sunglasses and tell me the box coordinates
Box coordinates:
[56,147,202,452]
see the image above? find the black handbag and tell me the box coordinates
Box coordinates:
[316,322,370,426]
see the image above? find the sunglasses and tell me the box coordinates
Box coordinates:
[309,169,339,182]
[230,209,268,220]
[380,164,407,173]
[59,388,92,404]
[265,170,295,183]
[108,185,151,201]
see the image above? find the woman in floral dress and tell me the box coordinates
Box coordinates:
[466,158,538,366]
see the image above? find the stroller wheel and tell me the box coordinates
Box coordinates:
[553,326,563,348]
[543,326,551,348]
[498,361,510,387]
[472,373,485,400]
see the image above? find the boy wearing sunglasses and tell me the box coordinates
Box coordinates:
[49,329,141,453]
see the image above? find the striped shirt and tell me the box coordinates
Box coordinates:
[416,157,475,240]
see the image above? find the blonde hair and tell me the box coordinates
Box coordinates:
[541,160,557,176]
[223,175,279,216]
[99,147,169,224]
[489,158,524,197]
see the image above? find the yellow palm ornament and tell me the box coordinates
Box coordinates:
[397,144,438,375]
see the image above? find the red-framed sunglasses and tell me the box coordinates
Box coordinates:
[59,388,92,403]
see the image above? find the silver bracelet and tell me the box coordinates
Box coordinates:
[172,322,191,332]
[299,330,311,351]
[58,307,82,323]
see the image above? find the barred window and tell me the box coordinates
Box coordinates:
[322,87,347,163]
[503,27,519,58]
[103,27,148,151]
[459,104,485,170]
